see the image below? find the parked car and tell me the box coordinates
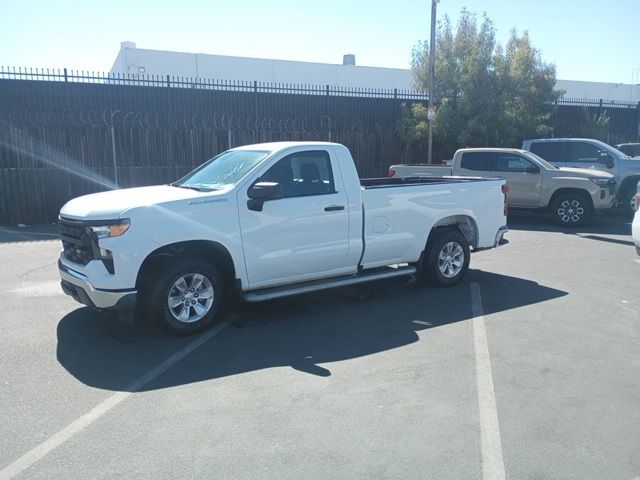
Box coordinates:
[632,180,640,256]
[615,143,640,158]
[57,142,508,334]
[389,148,616,226]
[522,138,640,215]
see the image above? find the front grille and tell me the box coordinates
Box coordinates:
[59,218,96,265]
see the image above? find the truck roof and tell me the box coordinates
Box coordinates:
[523,138,605,143]
[232,141,340,151]
[456,147,528,154]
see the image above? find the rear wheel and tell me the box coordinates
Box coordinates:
[421,229,470,286]
[146,256,224,334]
[550,193,591,227]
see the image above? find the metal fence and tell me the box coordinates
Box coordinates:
[0,66,428,99]
[552,97,640,146]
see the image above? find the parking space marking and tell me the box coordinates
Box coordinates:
[0,321,229,480]
[471,282,506,480]
[634,259,640,265]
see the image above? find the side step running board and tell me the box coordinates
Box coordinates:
[243,266,416,302]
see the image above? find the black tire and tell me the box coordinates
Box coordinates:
[145,256,224,334]
[618,186,636,218]
[550,193,592,227]
[420,229,470,286]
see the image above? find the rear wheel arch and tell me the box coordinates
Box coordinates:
[428,215,478,249]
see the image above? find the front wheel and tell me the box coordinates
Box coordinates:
[146,256,224,334]
[550,193,591,227]
[421,229,470,286]
[619,187,636,218]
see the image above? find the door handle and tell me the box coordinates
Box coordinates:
[324,205,345,212]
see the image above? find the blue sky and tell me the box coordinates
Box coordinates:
[1,0,638,83]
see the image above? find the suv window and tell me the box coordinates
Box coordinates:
[529,142,570,163]
[495,154,534,172]
[573,142,600,163]
[460,152,497,171]
[260,150,335,198]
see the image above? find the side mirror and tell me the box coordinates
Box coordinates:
[598,151,615,169]
[525,165,540,174]
[247,182,282,211]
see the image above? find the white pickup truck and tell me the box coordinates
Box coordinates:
[58,142,508,333]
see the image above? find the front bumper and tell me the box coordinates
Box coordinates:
[592,187,617,211]
[58,259,137,310]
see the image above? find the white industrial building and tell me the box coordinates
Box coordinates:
[110,42,640,102]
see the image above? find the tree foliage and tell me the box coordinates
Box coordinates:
[402,9,562,160]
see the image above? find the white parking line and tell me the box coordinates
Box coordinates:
[0,321,229,480]
[471,282,506,480]
[634,259,640,265]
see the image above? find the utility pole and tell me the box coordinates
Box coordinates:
[427,0,437,163]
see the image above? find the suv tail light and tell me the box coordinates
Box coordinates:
[387,168,395,177]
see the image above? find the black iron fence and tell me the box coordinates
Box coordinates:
[0,67,638,225]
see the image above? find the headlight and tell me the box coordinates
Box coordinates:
[589,177,613,187]
[89,219,130,239]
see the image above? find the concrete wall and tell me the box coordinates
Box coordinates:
[109,44,414,90]
[110,44,640,101]
[556,79,640,103]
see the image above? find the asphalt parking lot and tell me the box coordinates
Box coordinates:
[0,215,638,480]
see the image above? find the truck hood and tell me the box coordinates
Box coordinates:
[60,185,225,220]
[557,167,614,178]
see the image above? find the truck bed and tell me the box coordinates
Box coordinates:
[360,176,498,188]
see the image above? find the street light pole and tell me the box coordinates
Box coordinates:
[427,0,437,163]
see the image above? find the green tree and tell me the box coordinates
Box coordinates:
[404,8,562,161]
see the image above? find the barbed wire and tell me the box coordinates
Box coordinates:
[0,108,394,135]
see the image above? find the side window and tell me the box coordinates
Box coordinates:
[459,152,497,171]
[530,142,569,163]
[572,142,600,163]
[260,150,335,198]
[495,155,534,172]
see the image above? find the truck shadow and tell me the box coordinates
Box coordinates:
[507,213,632,236]
[56,270,567,392]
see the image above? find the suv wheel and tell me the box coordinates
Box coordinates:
[550,193,591,227]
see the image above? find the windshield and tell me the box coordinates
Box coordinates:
[173,150,270,190]
[522,151,559,170]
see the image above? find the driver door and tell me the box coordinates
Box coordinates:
[238,149,353,289]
